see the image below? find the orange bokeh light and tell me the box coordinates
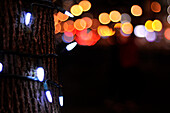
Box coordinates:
[164,28,170,40]
[121,22,133,34]
[99,13,111,24]
[70,5,83,16]
[131,5,142,16]
[152,19,162,32]
[109,10,121,22]
[145,20,154,32]
[79,0,91,12]
[74,19,86,31]
[151,1,161,13]
[57,12,69,21]
[64,20,75,32]
[82,17,93,29]
[114,23,122,29]
[55,23,61,34]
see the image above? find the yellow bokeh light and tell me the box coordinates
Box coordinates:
[121,22,133,34]
[131,5,142,16]
[145,20,154,32]
[70,5,83,16]
[79,0,91,12]
[99,13,111,24]
[152,19,162,32]
[109,10,121,22]
[74,19,86,31]
[97,25,115,37]
[151,1,161,13]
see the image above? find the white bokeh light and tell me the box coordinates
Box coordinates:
[36,67,44,82]
[45,90,53,103]
[66,42,77,51]
[0,62,3,72]
[59,96,63,106]
[134,25,147,38]
[25,12,32,25]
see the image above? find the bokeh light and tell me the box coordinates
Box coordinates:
[82,17,93,29]
[167,6,170,14]
[131,5,142,16]
[152,19,162,32]
[90,19,100,29]
[145,31,156,42]
[134,25,147,38]
[54,14,59,25]
[167,15,170,24]
[121,13,131,23]
[57,12,69,21]
[97,25,115,37]
[99,13,111,24]
[63,20,75,32]
[164,28,170,40]
[62,32,75,43]
[79,0,91,12]
[151,1,161,13]
[145,20,154,32]
[74,19,86,31]
[114,23,122,29]
[121,22,133,34]
[109,10,121,22]
[55,24,61,34]
[70,5,83,16]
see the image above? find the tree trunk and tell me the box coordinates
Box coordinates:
[0,0,60,113]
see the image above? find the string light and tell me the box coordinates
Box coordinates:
[25,12,32,25]
[0,62,3,72]
[36,67,45,82]
[66,42,77,51]
[59,96,63,106]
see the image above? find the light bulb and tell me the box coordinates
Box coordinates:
[59,96,63,106]
[25,12,32,25]
[45,90,53,103]
[66,42,77,51]
[64,11,74,18]
[36,67,44,82]
[0,62,3,72]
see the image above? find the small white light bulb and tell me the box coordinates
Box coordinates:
[66,42,77,51]
[25,12,32,25]
[65,11,74,18]
[59,96,63,106]
[45,90,53,103]
[0,62,3,72]
[36,67,44,82]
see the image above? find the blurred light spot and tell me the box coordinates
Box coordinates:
[131,5,142,16]
[167,6,170,14]
[167,15,170,24]
[63,20,75,32]
[145,31,156,42]
[25,12,32,25]
[82,17,93,29]
[57,12,69,21]
[121,22,133,34]
[45,90,52,103]
[36,67,44,82]
[0,62,3,72]
[70,5,83,16]
[99,13,111,24]
[145,20,154,32]
[54,14,59,24]
[75,29,100,46]
[151,1,161,13]
[109,10,121,22]
[114,23,122,29]
[79,0,91,12]
[55,24,61,34]
[59,96,64,106]
[121,13,131,23]
[152,19,162,32]
[164,28,170,40]
[134,25,147,38]
[66,42,77,51]
[90,19,100,29]
[74,19,86,30]
[62,32,75,43]
[97,25,115,37]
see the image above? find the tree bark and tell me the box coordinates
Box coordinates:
[0,0,60,113]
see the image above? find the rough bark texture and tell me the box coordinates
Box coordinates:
[0,0,60,112]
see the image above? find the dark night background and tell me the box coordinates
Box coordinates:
[56,0,170,113]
